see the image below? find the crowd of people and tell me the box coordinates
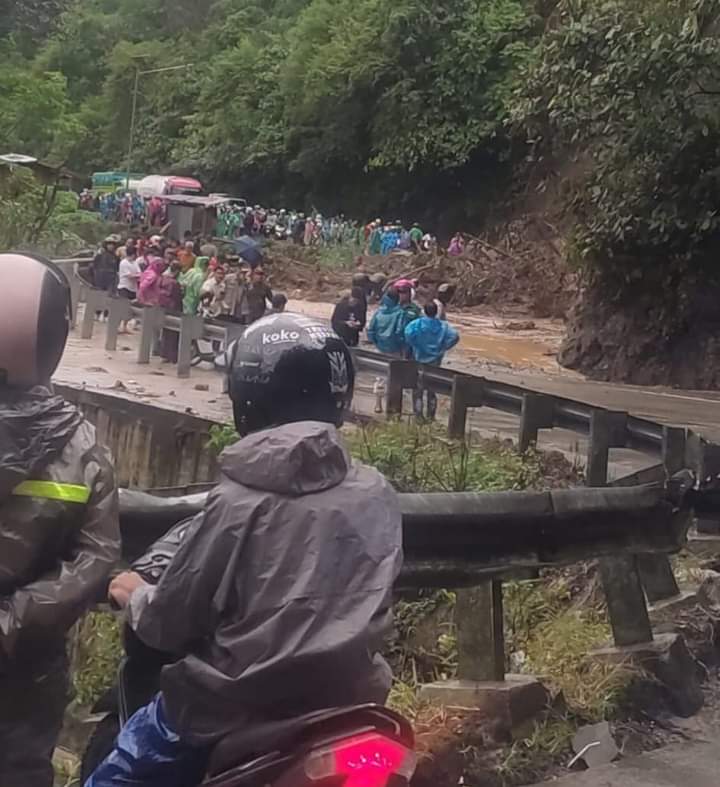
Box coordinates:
[90,230,461,414]
[90,233,284,361]
[80,190,152,224]
[217,205,441,256]
[80,188,462,257]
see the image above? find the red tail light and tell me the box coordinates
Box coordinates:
[304,732,416,786]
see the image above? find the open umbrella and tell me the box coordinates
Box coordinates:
[233,235,263,266]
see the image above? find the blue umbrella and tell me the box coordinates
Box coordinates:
[233,235,263,266]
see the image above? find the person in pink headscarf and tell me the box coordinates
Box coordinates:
[137,257,168,306]
[157,260,183,362]
[448,232,464,256]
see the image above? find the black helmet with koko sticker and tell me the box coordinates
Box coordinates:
[226,313,355,436]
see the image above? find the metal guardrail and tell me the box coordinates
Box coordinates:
[116,479,697,700]
[352,348,664,452]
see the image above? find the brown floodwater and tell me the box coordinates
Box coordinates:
[459,332,559,372]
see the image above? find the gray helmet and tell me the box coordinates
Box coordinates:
[0,254,71,387]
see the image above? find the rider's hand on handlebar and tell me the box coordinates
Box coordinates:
[109,571,148,610]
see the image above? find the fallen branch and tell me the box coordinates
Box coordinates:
[463,232,517,261]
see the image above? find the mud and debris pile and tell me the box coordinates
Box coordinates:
[264,215,574,318]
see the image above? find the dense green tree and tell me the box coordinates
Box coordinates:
[0,0,68,51]
[0,63,84,162]
[174,0,541,212]
[13,0,720,253]
[512,0,720,289]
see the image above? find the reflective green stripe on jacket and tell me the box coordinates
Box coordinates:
[12,480,91,505]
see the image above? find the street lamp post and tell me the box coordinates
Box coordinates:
[125,63,193,190]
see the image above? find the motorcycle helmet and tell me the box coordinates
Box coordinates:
[0,253,71,387]
[226,312,355,436]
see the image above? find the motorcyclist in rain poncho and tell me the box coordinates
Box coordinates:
[87,312,403,787]
[0,253,120,787]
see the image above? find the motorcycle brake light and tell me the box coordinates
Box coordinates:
[303,732,416,786]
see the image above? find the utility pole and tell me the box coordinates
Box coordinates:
[125,68,141,190]
[125,63,193,190]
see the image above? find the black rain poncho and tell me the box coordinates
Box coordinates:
[0,386,119,787]
[0,386,119,660]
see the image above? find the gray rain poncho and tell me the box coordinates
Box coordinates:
[128,420,403,745]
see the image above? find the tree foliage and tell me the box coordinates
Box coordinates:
[1,0,544,219]
[512,0,720,290]
[0,60,84,163]
[5,0,720,299]
[0,0,68,50]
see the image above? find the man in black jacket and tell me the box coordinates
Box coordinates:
[331,286,367,347]
[0,253,120,787]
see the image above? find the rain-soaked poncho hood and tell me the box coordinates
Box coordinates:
[0,386,83,501]
[129,420,403,745]
[367,295,407,354]
[180,257,209,315]
[404,315,460,364]
[221,421,350,495]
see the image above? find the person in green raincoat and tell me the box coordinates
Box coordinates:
[179,256,210,315]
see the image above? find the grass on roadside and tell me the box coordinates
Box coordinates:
[346,421,546,493]
[71,611,123,708]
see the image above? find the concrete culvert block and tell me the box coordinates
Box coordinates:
[592,633,703,718]
[419,674,549,739]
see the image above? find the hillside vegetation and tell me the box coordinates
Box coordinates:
[4,0,720,382]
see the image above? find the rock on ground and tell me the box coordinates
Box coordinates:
[532,740,720,786]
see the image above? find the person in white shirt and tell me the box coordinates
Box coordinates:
[200,266,230,318]
[434,283,454,321]
[117,251,142,333]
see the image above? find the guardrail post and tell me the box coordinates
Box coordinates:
[177,315,206,378]
[69,269,82,329]
[518,393,555,453]
[688,432,720,535]
[635,426,686,602]
[600,556,654,646]
[588,409,655,644]
[80,289,105,340]
[448,376,485,439]
[422,579,547,731]
[386,360,418,416]
[105,297,134,352]
[138,306,165,364]
[586,409,610,485]
[456,581,505,682]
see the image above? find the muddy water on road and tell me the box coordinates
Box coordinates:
[459,332,558,373]
[287,298,569,375]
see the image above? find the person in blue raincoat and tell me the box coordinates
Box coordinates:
[404,301,460,420]
[380,225,400,255]
[367,288,407,356]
